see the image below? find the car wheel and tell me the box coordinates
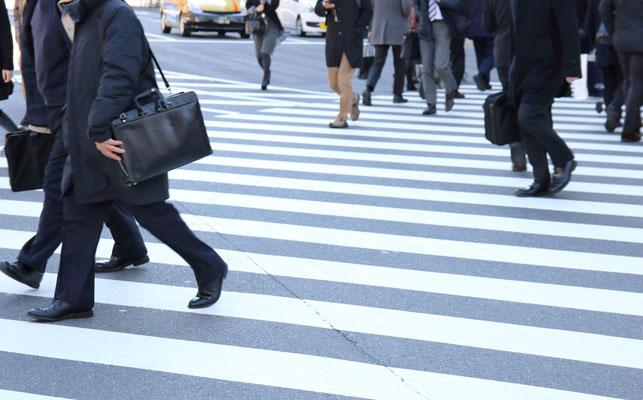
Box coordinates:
[160,11,172,34]
[296,17,306,37]
[179,13,191,37]
[218,31,226,36]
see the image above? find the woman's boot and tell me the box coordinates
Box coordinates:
[261,53,271,90]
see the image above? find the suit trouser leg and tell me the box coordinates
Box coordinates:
[518,102,574,184]
[365,45,389,92]
[498,66,526,164]
[125,201,225,287]
[17,106,66,273]
[450,37,465,87]
[619,52,643,133]
[105,201,147,260]
[432,22,457,94]
[474,38,495,81]
[419,39,437,105]
[54,192,112,310]
[392,45,405,96]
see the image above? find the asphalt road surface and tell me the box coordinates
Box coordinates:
[0,7,642,400]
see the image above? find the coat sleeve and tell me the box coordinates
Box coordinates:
[482,0,496,33]
[554,0,582,78]
[246,0,259,9]
[598,0,615,35]
[88,7,148,143]
[0,1,13,70]
[314,0,328,17]
[439,0,463,12]
[356,0,373,31]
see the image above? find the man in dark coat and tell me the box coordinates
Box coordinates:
[414,0,463,115]
[467,0,495,91]
[0,0,17,132]
[600,0,643,142]
[483,0,526,172]
[315,0,373,128]
[510,0,581,197]
[0,0,149,292]
[27,0,228,321]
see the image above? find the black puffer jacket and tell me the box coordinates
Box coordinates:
[61,0,168,205]
[600,0,643,54]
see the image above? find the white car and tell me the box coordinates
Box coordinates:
[277,0,326,36]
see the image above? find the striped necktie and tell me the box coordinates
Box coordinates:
[429,0,440,21]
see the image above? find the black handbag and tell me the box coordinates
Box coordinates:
[245,15,264,35]
[4,129,55,192]
[401,32,421,63]
[483,92,520,146]
[110,53,212,186]
[358,42,375,80]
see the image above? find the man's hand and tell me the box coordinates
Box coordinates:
[322,0,335,9]
[2,70,12,84]
[95,139,125,161]
[256,3,264,12]
[565,77,579,83]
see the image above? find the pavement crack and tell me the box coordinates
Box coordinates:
[173,204,431,400]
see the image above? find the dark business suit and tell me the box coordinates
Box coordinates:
[15,0,146,275]
[509,0,581,184]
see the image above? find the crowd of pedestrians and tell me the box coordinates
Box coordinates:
[0,0,640,322]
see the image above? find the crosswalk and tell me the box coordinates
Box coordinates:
[0,70,642,400]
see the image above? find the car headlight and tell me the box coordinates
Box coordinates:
[303,6,313,12]
[187,1,201,12]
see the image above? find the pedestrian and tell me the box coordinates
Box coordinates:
[361,0,412,106]
[27,0,228,322]
[246,0,286,90]
[0,0,150,292]
[482,0,526,172]
[584,0,624,133]
[315,0,373,129]
[511,0,581,197]
[0,1,17,132]
[414,0,463,116]
[600,0,643,143]
[405,8,420,91]
[468,0,495,91]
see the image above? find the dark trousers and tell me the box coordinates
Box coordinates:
[601,65,624,110]
[54,191,227,309]
[366,44,404,95]
[450,37,465,87]
[17,106,146,273]
[517,102,574,184]
[473,37,495,81]
[497,66,510,91]
[498,66,526,164]
[618,52,643,134]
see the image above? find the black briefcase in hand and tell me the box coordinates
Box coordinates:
[111,87,212,186]
[483,92,520,146]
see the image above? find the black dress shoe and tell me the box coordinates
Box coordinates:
[512,163,527,172]
[548,160,577,195]
[362,89,372,106]
[188,264,228,309]
[393,95,408,103]
[422,104,437,115]
[407,84,417,91]
[0,260,43,289]
[27,300,93,322]
[445,91,456,112]
[454,90,466,99]
[514,182,550,197]
[95,255,150,273]
[473,74,487,91]
[621,132,642,142]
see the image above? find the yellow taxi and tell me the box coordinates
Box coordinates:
[160,0,249,37]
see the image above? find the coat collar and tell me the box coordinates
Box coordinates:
[58,0,104,41]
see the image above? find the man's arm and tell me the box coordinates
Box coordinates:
[553,0,582,79]
[482,0,496,33]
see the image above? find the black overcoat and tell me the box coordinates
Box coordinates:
[314,0,373,69]
[61,0,168,206]
[599,0,643,54]
[509,0,581,105]
[482,0,511,67]
[584,0,619,67]
[0,0,13,101]
[246,0,284,31]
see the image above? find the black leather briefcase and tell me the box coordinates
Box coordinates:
[4,129,54,192]
[110,88,212,186]
[483,92,520,146]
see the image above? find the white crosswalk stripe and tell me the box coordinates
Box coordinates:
[1,69,641,400]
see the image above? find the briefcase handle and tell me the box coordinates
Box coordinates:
[133,88,171,116]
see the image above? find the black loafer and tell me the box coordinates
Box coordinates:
[95,255,150,273]
[27,300,93,322]
[393,95,408,103]
[188,264,228,309]
[422,104,437,115]
[515,182,550,197]
[362,90,372,106]
[0,260,43,289]
[548,160,577,195]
